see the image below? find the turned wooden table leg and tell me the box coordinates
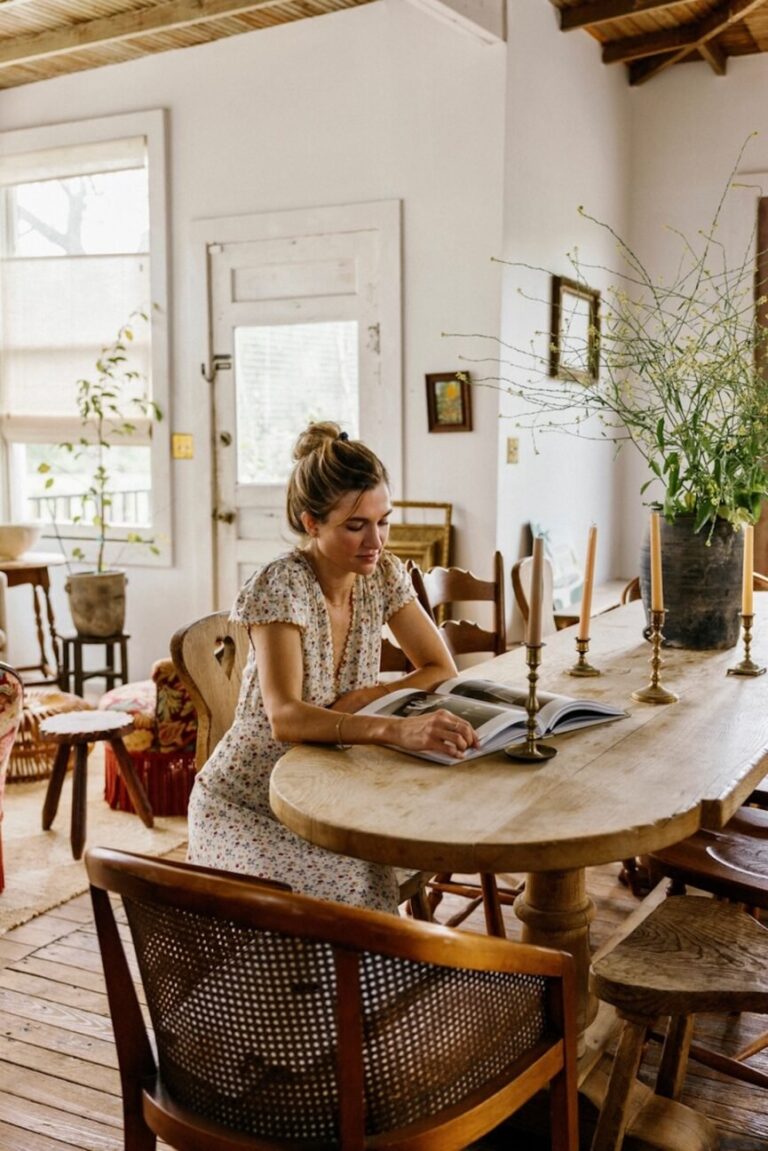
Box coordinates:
[108,736,154,828]
[515,867,597,1039]
[42,743,71,830]
[70,742,89,860]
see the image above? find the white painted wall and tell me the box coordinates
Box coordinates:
[493,0,632,639]
[0,0,505,678]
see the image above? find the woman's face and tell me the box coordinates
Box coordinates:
[305,481,391,576]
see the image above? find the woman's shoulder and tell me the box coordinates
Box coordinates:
[232,550,315,624]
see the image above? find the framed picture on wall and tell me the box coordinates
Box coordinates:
[425,372,473,432]
[549,275,600,384]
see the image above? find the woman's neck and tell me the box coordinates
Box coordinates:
[303,544,355,607]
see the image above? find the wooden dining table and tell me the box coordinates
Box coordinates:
[270,598,768,1149]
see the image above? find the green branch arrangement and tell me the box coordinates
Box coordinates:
[452,142,768,535]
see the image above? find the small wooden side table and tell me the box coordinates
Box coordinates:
[0,551,66,686]
[59,633,129,697]
[40,710,154,860]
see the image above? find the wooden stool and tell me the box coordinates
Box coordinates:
[40,710,154,860]
[59,632,129,697]
[589,896,768,1151]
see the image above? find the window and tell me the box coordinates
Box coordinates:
[0,111,170,566]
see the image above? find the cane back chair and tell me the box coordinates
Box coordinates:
[86,846,578,1151]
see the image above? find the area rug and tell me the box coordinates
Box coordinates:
[0,746,188,934]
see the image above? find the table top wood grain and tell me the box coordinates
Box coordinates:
[271,600,768,875]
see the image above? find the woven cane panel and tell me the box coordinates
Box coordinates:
[124,897,341,1141]
[360,954,547,1131]
[124,896,549,1141]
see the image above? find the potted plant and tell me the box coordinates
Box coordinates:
[39,310,162,638]
[477,148,768,649]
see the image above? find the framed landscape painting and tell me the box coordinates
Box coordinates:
[425,372,473,432]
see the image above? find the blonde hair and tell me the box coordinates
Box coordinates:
[286,422,389,535]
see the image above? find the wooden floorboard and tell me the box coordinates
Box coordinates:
[1,849,766,1150]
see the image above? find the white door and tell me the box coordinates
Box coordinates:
[202,203,402,607]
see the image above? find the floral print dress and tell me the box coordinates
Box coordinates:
[187,548,415,913]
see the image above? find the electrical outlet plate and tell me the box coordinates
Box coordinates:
[506,437,519,465]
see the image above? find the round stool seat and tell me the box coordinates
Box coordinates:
[40,709,134,743]
[9,687,94,782]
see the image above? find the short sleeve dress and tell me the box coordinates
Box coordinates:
[186,547,416,913]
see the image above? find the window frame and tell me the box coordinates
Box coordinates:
[0,109,172,568]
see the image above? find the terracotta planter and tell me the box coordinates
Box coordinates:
[66,570,127,638]
[639,515,743,650]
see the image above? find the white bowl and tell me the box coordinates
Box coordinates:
[0,523,42,560]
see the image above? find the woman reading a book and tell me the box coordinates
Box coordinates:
[187,421,478,913]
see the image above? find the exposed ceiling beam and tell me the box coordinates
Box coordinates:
[699,37,727,71]
[0,0,296,68]
[559,0,692,32]
[603,0,766,63]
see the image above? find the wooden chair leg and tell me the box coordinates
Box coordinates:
[406,886,433,921]
[480,873,506,937]
[108,736,154,828]
[42,742,71,830]
[70,742,89,860]
[656,1014,694,1100]
[590,1018,648,1151]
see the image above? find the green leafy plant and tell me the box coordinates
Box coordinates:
[459,144,768,535]
[38,309,163,572]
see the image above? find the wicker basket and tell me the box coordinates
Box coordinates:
[8,686,95,781]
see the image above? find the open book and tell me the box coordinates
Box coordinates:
[357,676,627,765]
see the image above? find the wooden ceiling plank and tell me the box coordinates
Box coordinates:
[0,0,303,67]
[699,36,727,71]
[627,49,679,81]
[559,0,692,33]
[602,0,766,62]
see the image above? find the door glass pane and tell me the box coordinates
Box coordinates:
[234,321,359,485]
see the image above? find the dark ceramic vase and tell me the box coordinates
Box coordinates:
[638,515,743,650]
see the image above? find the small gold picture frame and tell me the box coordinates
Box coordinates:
[425,372,473,433]
[549,275,600,384]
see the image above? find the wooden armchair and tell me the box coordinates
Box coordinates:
[86,845,579,1151]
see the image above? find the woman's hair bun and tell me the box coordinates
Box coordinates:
[292,421,342,462]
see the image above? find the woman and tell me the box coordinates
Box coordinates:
[187,421,478,913]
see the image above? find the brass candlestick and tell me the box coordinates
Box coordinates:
[569,636,600,677]
[505,643,557,761]
[727,614,766,677]
[632,609,679,704]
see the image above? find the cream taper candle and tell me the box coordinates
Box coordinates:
[650,512,664,613]
[528,536,544,646]
[743,524,754,616]
[577,525,598,641]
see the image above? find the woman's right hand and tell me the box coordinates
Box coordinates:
[391,708,479,760]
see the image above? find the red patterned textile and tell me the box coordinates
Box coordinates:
[0,663,24,892]
[100,657,197,816]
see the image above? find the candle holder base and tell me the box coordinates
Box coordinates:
[727,661,766,677]
[726,614,765,677]
[568,637,600,677]
[631,682,680,704]
[505,740,557,762]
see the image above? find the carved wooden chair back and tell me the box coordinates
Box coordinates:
[170,611,251,769]
[86,845,579,1151]
[420,551,506,659]
[510,555,558,639]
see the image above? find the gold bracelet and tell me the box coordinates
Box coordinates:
[335,713,352,750]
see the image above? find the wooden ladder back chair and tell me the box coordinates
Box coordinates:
[86,846,579,1151]
[419,553,512,934]
[511,555,558,639]
[171,611,433,919]
[421,550,507,659]
[170,610,251,769]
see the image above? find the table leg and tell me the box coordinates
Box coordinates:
[108,737,154,828]
[39,573,61,680]
[71,742,88,860]
[42,743,71,830]
[515,867,597,1038]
